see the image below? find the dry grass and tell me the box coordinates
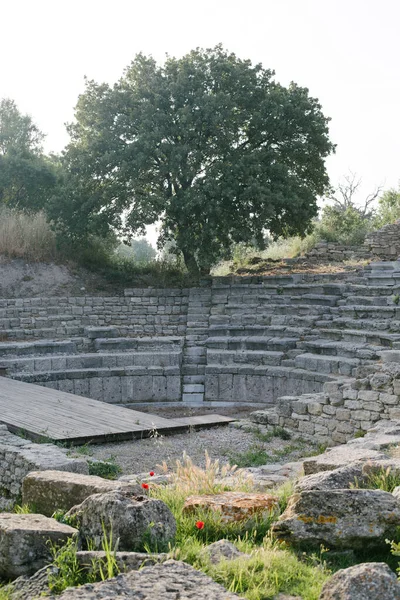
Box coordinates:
[157,451,254,495]
[0,207,57,262]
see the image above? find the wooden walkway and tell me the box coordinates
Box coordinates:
[0,377,234,445]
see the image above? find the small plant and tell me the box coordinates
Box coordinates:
[393,294,400,306]
[88,458,122,480]
[351,466,400,493]
[13,503,32,514]
[276,287,284,295]
[354,429,366,438]
[48,537,87,593]
[73,442,93,457]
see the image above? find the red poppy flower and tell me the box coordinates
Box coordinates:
[149,471,155,477]
[141,483,149,490]
[195,521,205,529]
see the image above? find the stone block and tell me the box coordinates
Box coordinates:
[0,513,77,579]
[22,471,141,517]
[380,393,399,405]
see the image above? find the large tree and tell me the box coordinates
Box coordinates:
[58,45,335,273]
[0,99,58,210]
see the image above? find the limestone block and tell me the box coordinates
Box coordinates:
[0,513,77,579]
[319,562,400,599]
[303,447,386,475]
[272,489,400,549]
[22,470,141,517]
[183,492,278,523]
[66,490,176,551]
[294,462,365,493]
[53,561,241,600]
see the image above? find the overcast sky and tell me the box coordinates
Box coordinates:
[2,0,399,204]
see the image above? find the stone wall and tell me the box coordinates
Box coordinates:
[0,289,188,339]
[0,425,88,508]
[304,242,370,262]
[252,362,400,446]
[365,219,400,259]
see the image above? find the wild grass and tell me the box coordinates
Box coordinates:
[0,206,57,262]
[351,466,400,493]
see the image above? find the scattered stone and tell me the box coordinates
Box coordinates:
[319,562,400,599]
[272,489,400,549]
[0,513,77,579]
[294,462,365,493]
[303,447,386,475]
[202,540,250,564]
[66,490,176,551]
[22,470,141,516]
[183,492,279,523]
[51,560,241,599]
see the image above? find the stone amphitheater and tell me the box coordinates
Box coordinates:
[0,238,400,447]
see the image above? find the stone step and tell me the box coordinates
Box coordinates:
[340,295,395,306]
[183,375,205,384]
[0,350,183,373]
[0,339,79,357]
[335,305,400,319]
[94,336,184,352]
[294,352,362,376]
[206,336,298,352]
[0,327,83,340]
[314,328,400,347]
[223,304,329,316]
[208,325,308,338]
[207,349,284,366]
[182,392,204,403]
[223,293,339,306]
[299,339,382,360]
[182,384,205,393]
[345,284,400,296]
[316,317,400,332]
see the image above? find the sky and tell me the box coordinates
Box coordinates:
[2,0,400,208]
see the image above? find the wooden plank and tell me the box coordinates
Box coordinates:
[0,377,234,444]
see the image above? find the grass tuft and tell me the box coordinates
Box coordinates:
[0,206,57,261]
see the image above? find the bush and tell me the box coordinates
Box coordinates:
[315,205,373,246]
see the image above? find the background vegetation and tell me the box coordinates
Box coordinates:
[0,48,399,280]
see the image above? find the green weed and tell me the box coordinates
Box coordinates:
[87,458,121,480]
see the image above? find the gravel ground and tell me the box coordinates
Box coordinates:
[80,422,317,474]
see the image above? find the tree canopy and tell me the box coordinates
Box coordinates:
[56,45,335,273]
[0,99,58,210]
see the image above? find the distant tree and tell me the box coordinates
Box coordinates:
[375,185,400,227]
[317,172,381,245]
[0,99,58,210]
[57,45,334,273]
[116,238,156,262]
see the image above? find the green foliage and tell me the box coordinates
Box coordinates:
[0,98,59,211]
[202,540,329,600]
[228,446,271,468]
[49,537,88,593]
[316,205,373,246]
[375,186,400,227]
[393,294,400,306]
[115,238,157,263]
[55,45,334,273]
[49,523,120,593]
[0,585,13,600]
[13,503,32,514]
[87,458,122,480]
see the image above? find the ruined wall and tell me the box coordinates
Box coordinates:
[365,220,400,260]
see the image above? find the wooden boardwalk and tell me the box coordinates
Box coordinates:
[0,377,234,444]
